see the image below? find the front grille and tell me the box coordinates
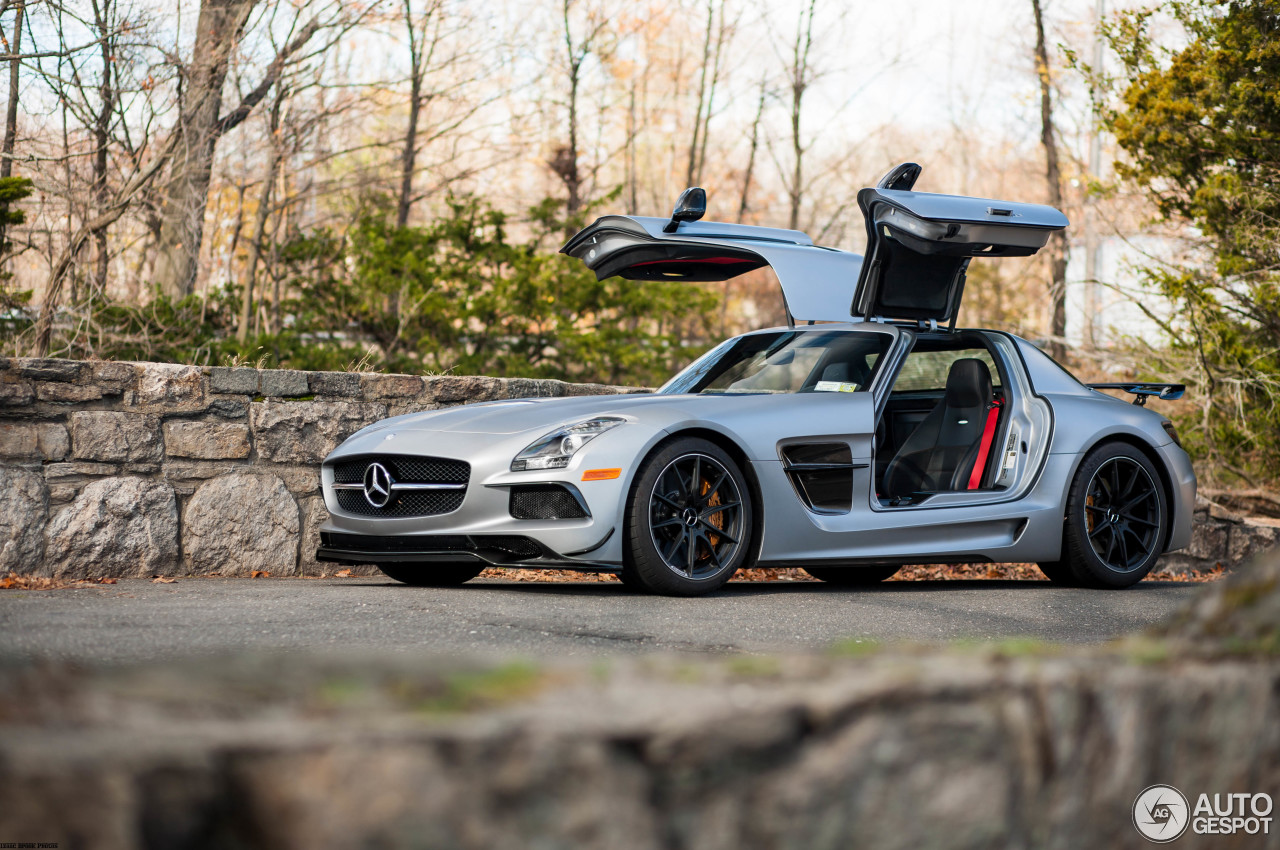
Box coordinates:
[321,532,543,560]
[509,484,589,520]
[330,454,470,518]
[332,455,469,485]
[336,489,465,517]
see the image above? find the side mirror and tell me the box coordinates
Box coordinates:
[663,187,707,233]
[876,162,921,192]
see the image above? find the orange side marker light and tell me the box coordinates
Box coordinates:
[582,468,622,481]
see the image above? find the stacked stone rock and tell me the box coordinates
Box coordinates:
[0,358,635,578]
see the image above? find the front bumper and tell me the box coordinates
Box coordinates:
[315,529,617,569]
[317,421,666,567]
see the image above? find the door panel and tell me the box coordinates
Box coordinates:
[852,186,1069,324]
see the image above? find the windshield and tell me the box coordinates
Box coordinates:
[659,329,893,395]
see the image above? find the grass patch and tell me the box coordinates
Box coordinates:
[410,663,547,715]
[724,655,782,678]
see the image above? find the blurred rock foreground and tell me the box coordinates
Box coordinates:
[1,550,1278,849]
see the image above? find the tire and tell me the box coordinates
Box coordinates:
[803,565,900,585]
[1059,442,1167,588]
[621,437,754,596]
[376,562,486,587]
[1035,560,1079,586]
[614,568,647,592]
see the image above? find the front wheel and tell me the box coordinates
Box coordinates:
[803,565,900,585]
[377,562,486,587]
[621,437,754,596]
[1059,442,1167,588]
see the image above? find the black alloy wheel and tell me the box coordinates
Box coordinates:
[1058,442,1167,588]
[622,437,753,596]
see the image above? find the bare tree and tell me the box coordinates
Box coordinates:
[1031,0,1068,359]
[0,0,25,252]
[549,0,610,226]
[736,74,767,223]
[396,0,443,227]
[785,0,817,231]
[151,0,333,299]
[236,87,282,343]
[394,0,501,227]
[88,0,116,296]
[684,0,729,188]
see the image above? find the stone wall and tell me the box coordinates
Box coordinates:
[0,357,635,578]
[1161,498,1279,574]
[0,356,1273,578]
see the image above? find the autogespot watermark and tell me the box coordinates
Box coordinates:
[1133,785,1274,843]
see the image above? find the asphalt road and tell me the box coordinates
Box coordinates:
[0,576,1201,663]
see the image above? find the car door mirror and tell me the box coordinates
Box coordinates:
[876,162,921,191]
[664,187,707,232]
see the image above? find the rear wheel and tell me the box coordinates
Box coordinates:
[376,563,486,587]
[621,437,753,596]
[803,565,900,585]
[1060,442,1167,588]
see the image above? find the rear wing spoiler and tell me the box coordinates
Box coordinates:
[1086,383,1185,406]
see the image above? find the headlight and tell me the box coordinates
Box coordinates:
[511,417,625,471]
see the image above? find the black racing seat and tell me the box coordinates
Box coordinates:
[883,358,995,496]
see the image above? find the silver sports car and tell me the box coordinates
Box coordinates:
[316,164,1195,596]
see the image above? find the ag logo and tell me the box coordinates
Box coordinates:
[1134,785,1190,843]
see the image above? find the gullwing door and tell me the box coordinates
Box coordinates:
[852,166,1069,328]
[561,207,864,324]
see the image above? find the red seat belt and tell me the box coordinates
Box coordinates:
[967,397,1003,490]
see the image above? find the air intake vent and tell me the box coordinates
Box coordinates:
[509,484,589,520]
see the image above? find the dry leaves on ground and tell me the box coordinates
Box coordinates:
[0,572,117,591]
[251,570,270,579]
[479,563,1227,584]
[151,576,177,584]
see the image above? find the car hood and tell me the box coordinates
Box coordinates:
[355,393,696,436]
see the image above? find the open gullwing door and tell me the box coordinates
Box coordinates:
[851,169,1069,328]
[560,214,863,324]
[561,171,1068,329]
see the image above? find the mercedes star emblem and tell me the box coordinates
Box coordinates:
[363,462,394,508]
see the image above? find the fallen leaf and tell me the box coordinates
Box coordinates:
[335,569,353,577]
[251,570,270,579]
[96,577,118,584]
[151,576,176,584]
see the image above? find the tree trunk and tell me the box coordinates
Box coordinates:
[737,77,766,223]
[685,0,713,188]
[787,0,816,232]
[152,0,259,300]
[90,0,114,297]
[236,96,282,344]
[551,0,583,231]
[625,83,637,215]
[395,0,426,229]
[0,0,22,252]
[1032,0,1068,360]
[396,71,422,228]
[695,3,726,189]
[0,0,18,181]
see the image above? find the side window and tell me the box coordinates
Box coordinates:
[892,348,1001,393]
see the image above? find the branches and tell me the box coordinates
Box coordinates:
[216,15,322,136]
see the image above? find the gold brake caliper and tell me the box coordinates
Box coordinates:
[701,477,723,547]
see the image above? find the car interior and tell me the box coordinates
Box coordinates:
[875,334,1009,505]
